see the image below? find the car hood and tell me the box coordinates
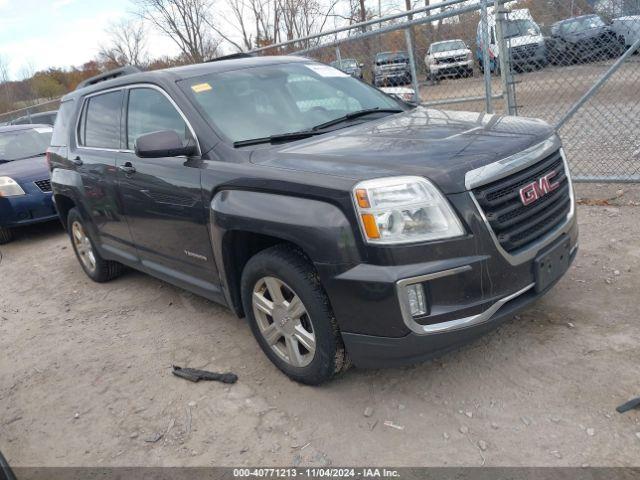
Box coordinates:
[432,48,470,58]
[0,155,49,182]
[250,108,555,194]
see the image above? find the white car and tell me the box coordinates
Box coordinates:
[425,39,474,81]
[612,16,640,49]
[380,86,416,103]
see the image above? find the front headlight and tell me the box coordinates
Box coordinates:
[0,177,26,197]
[353,176,464,244]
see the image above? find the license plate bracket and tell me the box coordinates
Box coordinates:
[534,237,571,293]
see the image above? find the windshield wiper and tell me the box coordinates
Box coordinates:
[233,130,322,148]
[233,108,404,148]
[310,108,403,131]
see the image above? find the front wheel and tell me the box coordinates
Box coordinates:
[0,226,13,244]
[67,208,123,282]
[241,245,349,385]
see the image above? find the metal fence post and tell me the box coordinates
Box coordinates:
[494,0,516,115]
[404,27,421,104]
[335,46,342,67]
[480,0,493,113]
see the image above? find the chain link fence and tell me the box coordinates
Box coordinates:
[1,0,639,181]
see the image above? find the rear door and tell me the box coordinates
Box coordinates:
[115,85,219,296]
[74,89,138,261]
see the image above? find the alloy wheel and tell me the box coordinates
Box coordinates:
[71,221,96,273]
[252,276,316,368]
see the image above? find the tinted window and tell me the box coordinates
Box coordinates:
[80,90,123,149]
[51,102,74,146]
[431,41,467,53]
[127,88,189,150]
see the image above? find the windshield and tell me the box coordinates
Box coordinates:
[0,127,52,162]
[375,52,408,64]
[180,62,401,144]
[504,19,541,38]
[562,16,606,34]
[431,41,467,53]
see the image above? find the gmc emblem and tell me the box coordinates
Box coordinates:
[519,171,560,206]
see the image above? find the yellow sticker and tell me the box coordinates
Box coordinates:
[191,82,212,93]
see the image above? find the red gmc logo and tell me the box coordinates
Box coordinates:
[519,171,560,206]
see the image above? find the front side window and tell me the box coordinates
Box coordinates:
[179,62,400,144]
[126,88,190,150]
[80,90,123,149]
[0,127,52,163]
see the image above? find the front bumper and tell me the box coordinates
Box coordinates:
[430,60,473,76]
[0,185,57,228]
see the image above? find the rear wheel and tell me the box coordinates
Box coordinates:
[241,245,349,385]
[67,208,123,282]
[0,226,13,244]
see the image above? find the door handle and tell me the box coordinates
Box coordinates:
[119,163,136,174]
[71,156,83,166]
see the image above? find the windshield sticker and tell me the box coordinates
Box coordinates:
[191,82,213,93]
[305,64,349,78]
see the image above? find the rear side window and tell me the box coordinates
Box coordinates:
[79,90,123,149]
[126,88,189,150]
[50,101,75,147]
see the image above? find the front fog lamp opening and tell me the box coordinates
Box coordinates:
[405,283,427,317]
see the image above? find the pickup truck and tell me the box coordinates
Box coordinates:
[48,57,578,384]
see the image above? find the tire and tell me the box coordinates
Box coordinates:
[0,226,13,244]
[241,245,350,385]
[67,208,123,283]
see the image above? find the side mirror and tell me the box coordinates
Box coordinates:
[135,130,197,158]
[359,63,364,68]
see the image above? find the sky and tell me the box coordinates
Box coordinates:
[0,0,180,80]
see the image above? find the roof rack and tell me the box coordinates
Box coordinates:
[207,53,254,63]
[76,66,141,90]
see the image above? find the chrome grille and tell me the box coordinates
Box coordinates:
[472,150,572,253]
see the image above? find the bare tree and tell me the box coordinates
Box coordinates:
[135,0,219,62]
[207,0,276,51]
[99,19,148,67]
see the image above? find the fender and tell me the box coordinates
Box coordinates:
[210,189,361,315]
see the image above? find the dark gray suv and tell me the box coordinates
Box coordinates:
[48,56,578,384]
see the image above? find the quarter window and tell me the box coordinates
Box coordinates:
[80,90,123,149]
[127,88,190,150]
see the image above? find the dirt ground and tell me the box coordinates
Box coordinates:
[1,184,640,467]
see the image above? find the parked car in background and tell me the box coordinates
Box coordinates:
[373,51,412,86]
[477,8,546,73]
[380,86,416,103]
[49,57,577,384]
[425,39,474,80]
[10,110,58,126]
[547,15,625,65]
[330,58,364,79]
[611,16,640,49]
[0,125,57,244]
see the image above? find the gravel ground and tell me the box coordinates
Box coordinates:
[1,185,640,467]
